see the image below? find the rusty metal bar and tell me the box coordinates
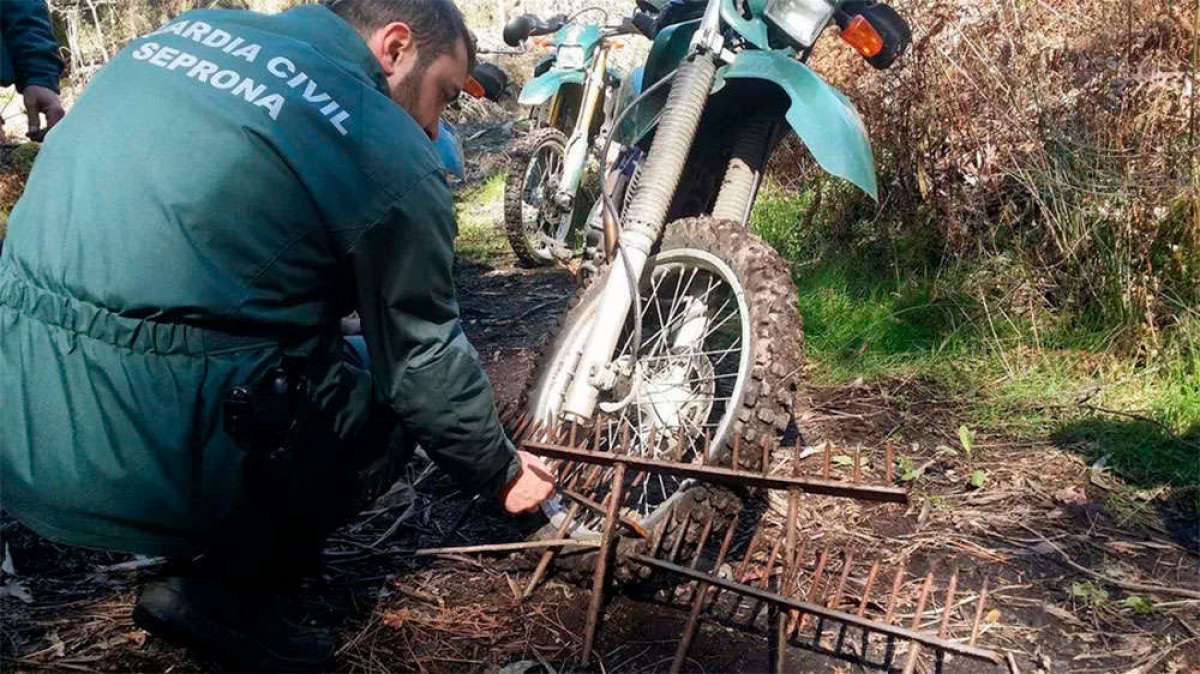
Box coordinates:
[670,518,738,674]
[939,568,959,639]
[884,561,908,625]
[628,554,1003,665]
[521,442,909,503]
[970,578,990,647]
[668,510,693,564]
[901,571,935,674]
[856,561,881,618]
[885,445,894,484]
[580,457,627,664]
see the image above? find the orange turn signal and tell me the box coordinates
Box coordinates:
[841,15,884,58]
[464,75,485,99]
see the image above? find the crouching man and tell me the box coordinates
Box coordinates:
[0,0,553,670]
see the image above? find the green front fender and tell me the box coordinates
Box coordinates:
[518,68,586,106]
[718,51,878,200]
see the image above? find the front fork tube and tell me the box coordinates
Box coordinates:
[552,48,610,236]
[561,55,720,424]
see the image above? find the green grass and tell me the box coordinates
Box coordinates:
[750,182,1200,504]
[453,171,510,266]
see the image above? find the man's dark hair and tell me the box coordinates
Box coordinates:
[325,0,477,72]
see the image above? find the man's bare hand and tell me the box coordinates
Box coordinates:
[499,451,555,515]
[24,85,65,141]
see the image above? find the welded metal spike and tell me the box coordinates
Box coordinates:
[970,578,990,647]
[885,445,895,484]
[649,516,671,559]
[822,443,832,479]
[857,560,881,618]
[761,439,771,476]
[683,517,716,603]
[670,516,739,674]
[829,552,855,611]
[853,446,862,483]
[580,452,628,665]
[667,510,693,563]
[690,516,715,570]
[939,567,959,639]
[747,536,783,627]
[796,546,830,636]
[730,432,740,470]
[674,425,688,462]
[511,413,531,440]
[591,418,604,451]
[884,560,909,625]
[901,571,936,674]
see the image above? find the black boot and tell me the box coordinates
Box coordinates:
[133,575,335,672]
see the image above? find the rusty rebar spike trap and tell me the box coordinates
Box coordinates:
[747,536,783,626]
[670,516,739,674]
[580,453,627,664]
[970,578,990,647]
[853,447,862,483]
[629,554,1003,665]
[684,516,716,603]
[883,561,909,625]
[521,442,909,503]
[901,571,936,674]
[857,561,881,619]
[795,547,830,637]
[667,510,693,564]
[761,439,771,476]
[822,443,832,479]
[830,552,855,611]
[939,567,959,639]
[885,445,894,484]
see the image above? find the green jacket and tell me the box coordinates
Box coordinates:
[0,5,517,556]
[0,0,64,93]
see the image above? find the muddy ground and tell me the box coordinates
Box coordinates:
[2,114,1198,673]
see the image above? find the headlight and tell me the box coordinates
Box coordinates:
[765,0,838,48]
[556,45,586,70]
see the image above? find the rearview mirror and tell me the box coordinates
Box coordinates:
[503,15,536,46]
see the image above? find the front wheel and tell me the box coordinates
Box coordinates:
[504,128,568,267]
[521,217,804,531]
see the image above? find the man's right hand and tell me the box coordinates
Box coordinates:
[499,450,555,515]
[24,85,65,141]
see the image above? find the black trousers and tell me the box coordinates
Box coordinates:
[196,337,413,586]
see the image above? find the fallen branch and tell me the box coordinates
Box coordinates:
[414,539,600,556]
[1016,524,1200,600]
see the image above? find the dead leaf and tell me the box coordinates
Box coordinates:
[984,608,1001,623]
[1053,486,1088,505]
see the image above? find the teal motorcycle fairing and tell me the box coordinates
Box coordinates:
[517,23,605,107]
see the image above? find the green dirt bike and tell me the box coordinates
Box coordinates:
[520,0,911,536]
[501,10,639,267]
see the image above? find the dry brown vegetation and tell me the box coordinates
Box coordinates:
[788,0,1199,348]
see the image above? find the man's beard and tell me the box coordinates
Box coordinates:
[391,64,426,118]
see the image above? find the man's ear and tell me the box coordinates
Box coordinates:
[371,21,416,75]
